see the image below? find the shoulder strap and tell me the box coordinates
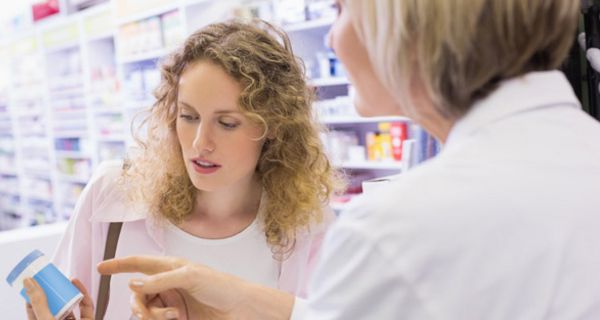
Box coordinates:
[95,222,123,320]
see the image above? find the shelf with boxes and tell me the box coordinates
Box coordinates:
[115,8,184,64]
[279,0,442,214]
[54,137,93,182]
[283,16,335,32]
[323,120,412,170]
[0,135,16,171]
[0,194,22,230]
[0,0,440,229]
[83,6,128,163]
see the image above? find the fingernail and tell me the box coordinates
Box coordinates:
[23,278,32,290]
[130,279,145,287]
[165,310,178,319]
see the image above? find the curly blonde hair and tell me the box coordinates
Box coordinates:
[122,20,343,254]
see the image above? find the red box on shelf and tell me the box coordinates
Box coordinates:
[32,0,60,22]
[390,122,408,161]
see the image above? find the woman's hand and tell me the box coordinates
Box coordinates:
[24,278,94,320]
[97,256,294,320]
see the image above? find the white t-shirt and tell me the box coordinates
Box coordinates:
[164,218,280,288]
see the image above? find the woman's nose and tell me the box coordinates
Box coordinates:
[192,124,215,153]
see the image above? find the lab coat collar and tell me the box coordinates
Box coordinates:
[446,70,580,147]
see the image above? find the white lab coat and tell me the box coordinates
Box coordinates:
[293,71,600,319]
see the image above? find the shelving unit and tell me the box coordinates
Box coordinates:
[0,0,439,229]
[321,116,411,125]
[283,16,335,32]
[310,77,350,87]
[338,161,404,171]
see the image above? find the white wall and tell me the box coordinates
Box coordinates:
[0,223,66,319]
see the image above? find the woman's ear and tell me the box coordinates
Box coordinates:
[263,126,276,140]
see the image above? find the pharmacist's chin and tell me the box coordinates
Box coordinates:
[353,92,403,118]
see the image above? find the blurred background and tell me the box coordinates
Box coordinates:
[0,0,442,234]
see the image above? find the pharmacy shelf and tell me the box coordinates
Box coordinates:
[25,194,54,203]
[93,106,123,114]
[310,77,349,87]
[116,2,181,26]
[17,111,45,118]
[55,151,92,159]
[0,0,424,232]
[284,17,335,32]
[184,0,213,6]
[60,200,78,208]
[87,32,114,43]
[53,131,88,138]
[52,109,87,116]
[58,174,90,184]
[321,116,411,125]
[48,87,85,96]
[0,189,20,197]
[117,48,169,64]
[24,170,53,179]
[44,41,81,55]
[338,161,404,171]
[0,169,19,176]
[124,99,155,110]
[97,135,127,142]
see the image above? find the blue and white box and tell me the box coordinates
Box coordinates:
[6,250,83,320]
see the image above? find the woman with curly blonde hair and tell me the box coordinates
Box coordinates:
[30,20,342,319]
[55,0,599,320]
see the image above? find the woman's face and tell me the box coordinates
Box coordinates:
[328,0,401,117]
[176,61,265,192]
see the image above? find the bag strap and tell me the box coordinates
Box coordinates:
[95,222,123,320]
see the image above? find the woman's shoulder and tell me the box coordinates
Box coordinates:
[88,160,124,191]
[81,160,126,213]
[86,160,150,222]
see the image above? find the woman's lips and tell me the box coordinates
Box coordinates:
[191,158,221,174]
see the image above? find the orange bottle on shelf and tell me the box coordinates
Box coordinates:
[366,131,377,161]
[377,122,393,160]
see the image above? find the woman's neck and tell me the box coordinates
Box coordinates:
[407,80,456,144]
[416,111,455,144]
[179,175,263,239]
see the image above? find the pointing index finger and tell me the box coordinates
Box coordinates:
[97,256,186,276]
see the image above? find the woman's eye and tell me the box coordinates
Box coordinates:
[219,121,238,129]
[179,114,198,121]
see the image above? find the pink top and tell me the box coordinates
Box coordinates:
[52,161,334,319]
